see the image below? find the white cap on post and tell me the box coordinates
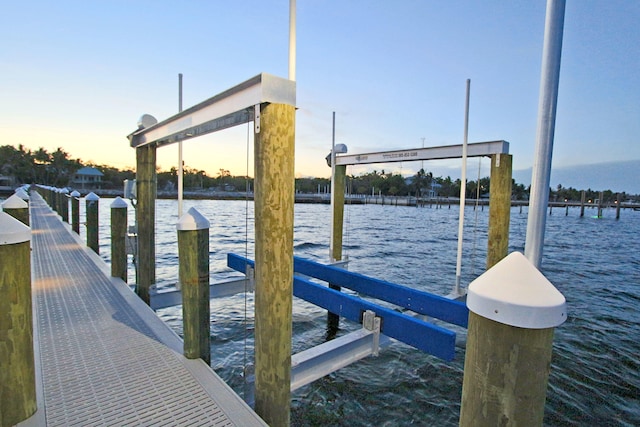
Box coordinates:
[0,212,30,245]
[110,196,128,209]
[467,251,567,329]
[177,207,210,231]
[86,192,100,201]
[70,190,81,198]
[15,189,30,201]
[2,194,28,210]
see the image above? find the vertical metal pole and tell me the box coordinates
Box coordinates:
[136,145,157,305]
[254,103,295,427]
[525,0,566,268]
[289,0,296,81]
[0,212,36,426]
[454,79,470,295]
[330,111,337,260]
[178,207,211,365]
[178,73,184,218]
[486,154,512,269]
[111,197,128,282]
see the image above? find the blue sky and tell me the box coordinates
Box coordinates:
[2,1,639,191]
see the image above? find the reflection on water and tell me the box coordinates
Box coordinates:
[92,199,640,426]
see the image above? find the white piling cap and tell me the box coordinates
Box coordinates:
[86,192,100,201]
[0,211,30,244]
[2,194,28,209]
[110,196,128,209]
[15,189,30,200]
[61,188,69,194]
[177,207,210,231]
[467,251,567,329]
[70,190,81,197]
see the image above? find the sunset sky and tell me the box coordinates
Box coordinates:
[2,1,638,190]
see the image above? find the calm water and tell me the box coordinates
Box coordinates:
[88,198,639,426]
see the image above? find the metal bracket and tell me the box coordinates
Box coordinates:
[254,104,261,134]
[246,264,255,289]
[362,310,382,357]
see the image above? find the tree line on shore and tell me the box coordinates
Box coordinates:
[0,144,634,202]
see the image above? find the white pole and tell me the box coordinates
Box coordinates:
[330,111,336,260]
[289,0,296,81]
[525,0,566,268]
[454,79,471,295]
[178,73,184,218]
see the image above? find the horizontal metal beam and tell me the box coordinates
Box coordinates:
[228,253,457,360]
[128,73,296,148]
[293,257,469,327]
[291,327,392,392]
[335,140,509,166]
[149,278,252,310]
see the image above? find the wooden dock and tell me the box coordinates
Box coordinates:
[17,192,266,426]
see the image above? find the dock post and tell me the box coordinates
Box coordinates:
[580,190,586,217]
[254,102,295,427]
[616,193,621,220]
[460,252,567,427]
[565,203,569,216]
[597,191,604,218]
[60,188,69,223]
[487,153,512,269]
[177,207,211,365]
[328,163,347,334]
[71,190,81,234]
[86,192,100,254]
[136,144,157,305]
[15,188,30,207]
[0,212,36,426]
[111,197,128,282]
[2,194,29,226]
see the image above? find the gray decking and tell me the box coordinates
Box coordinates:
[19,193,266,426]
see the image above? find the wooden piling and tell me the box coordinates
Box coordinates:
[86,192,100,254]
[2,194,29,226]
[597,191,604,218]
[136,144,157,305]
[328,164,347,334]
[0,212,36,426]
[60,188,69,223]
[71,191,80,234]
[486,154,512,269]
[580,190,586,217]
[177,207,211,365]
[253,103,295,427]
[460,252,566,427]
[110,197,128,282]
[616,193,621,220]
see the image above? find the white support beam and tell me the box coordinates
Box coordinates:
[290,312,391,392]
[335,140,509,166]
[149,278,252,310]
[128,73,296,148]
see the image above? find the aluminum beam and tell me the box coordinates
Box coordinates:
[335,140,509,166]
[291,327,392,392]
[149,278,252,310]
[128,73,296,148]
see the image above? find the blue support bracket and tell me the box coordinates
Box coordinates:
[293,257,469,328]
[228,253,459,361]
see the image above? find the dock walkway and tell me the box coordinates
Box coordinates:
[19,193,266,426]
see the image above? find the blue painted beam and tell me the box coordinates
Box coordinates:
[293,257,469,328]
[228,253,457,361]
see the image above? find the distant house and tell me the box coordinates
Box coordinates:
[73,167,104,189]
[0,175,15,188]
